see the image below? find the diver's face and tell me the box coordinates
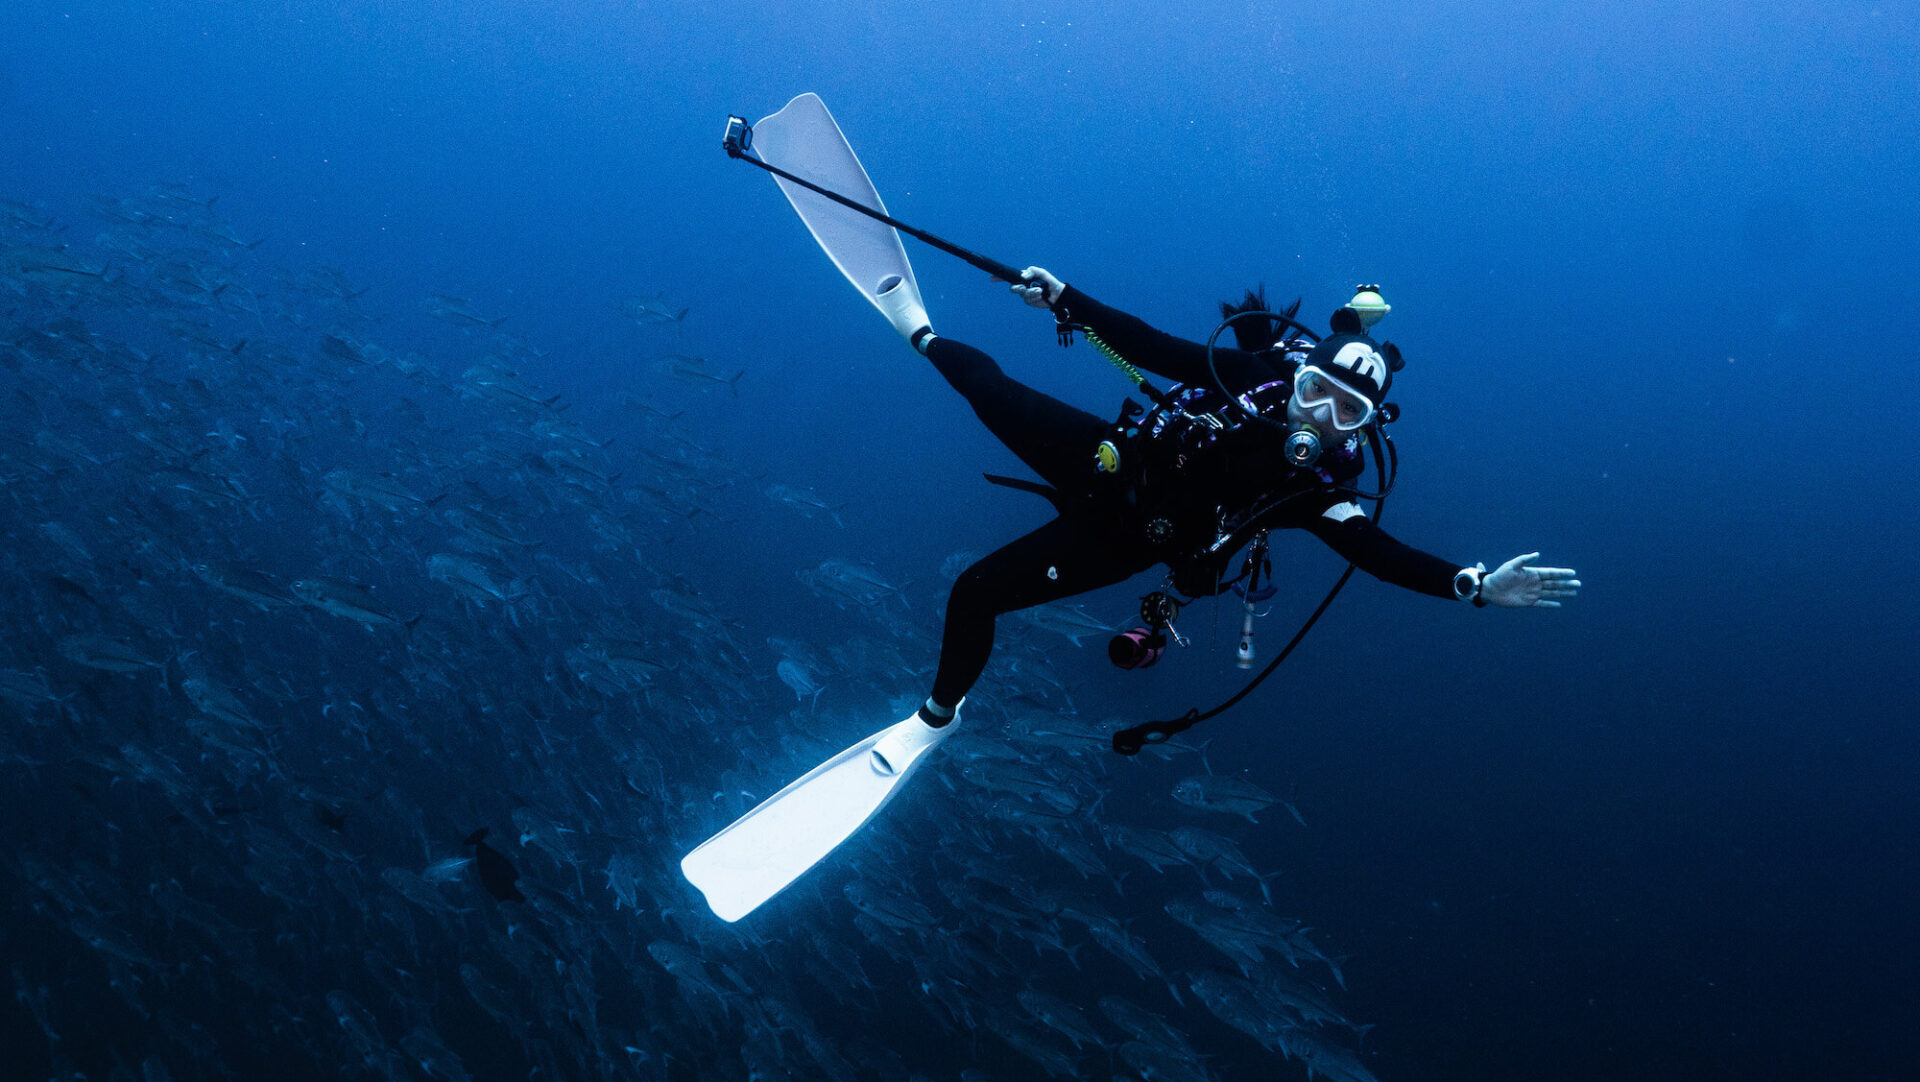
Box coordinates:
[1288,365,1373,433]
[1285,394,1324,432]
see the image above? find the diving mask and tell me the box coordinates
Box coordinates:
[1291,365,1376,432]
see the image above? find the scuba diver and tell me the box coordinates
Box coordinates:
[897,267,1580,735]
[690,269,1581,923]
[681,93,1578,923]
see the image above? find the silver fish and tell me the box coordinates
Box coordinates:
[427,553,515,604]
[426,293,507,327]
[1171,774,1282,823]
[57,634,162,674]
[1021,602,1114,646]
[291,578,404,629]
[619,293,690,326]
[775,658,825,707]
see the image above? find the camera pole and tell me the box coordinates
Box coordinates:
[724,115,1025,284]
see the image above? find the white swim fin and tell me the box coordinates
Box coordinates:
[681,705,960,922]
[748,92,931,342]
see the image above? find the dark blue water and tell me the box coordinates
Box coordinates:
[4,2,1916,1080]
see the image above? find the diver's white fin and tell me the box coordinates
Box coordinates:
[749,93,929,341]
[873,273,930,342]
[681,707,959,922]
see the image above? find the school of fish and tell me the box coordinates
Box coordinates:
[0,188,1381,1081]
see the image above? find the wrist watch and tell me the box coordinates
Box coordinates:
[1453,567,1489,608]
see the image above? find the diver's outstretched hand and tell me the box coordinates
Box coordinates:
[1011,266,1067,309]
[1482,552,1581,609]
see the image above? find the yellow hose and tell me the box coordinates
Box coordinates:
[1084,330,1147,388]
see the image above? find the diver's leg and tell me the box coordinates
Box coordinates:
[923,337,1107,494]
[925,515,1154,714]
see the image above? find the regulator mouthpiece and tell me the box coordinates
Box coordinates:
[1347,285,1389,330]
[1284,427,1323,467]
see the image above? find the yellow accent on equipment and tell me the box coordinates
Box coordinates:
[1085,330,1147,388]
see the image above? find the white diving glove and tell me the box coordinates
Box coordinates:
[1011,266,1067,309]
[1459,552,1581,609]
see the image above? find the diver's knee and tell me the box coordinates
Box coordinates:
[946,567,1003,616]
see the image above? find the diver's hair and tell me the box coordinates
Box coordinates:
[1217,285,1303,353]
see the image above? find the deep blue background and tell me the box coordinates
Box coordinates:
[5,2,1917,1079]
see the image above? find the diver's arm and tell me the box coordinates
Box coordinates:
[1053,284,1277,390]
[1311,508,1582,607]
[1304,503,1461,599]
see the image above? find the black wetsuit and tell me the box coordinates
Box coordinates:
[926,285,1462,709]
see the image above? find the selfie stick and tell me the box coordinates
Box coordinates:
[723,115,1025,284]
